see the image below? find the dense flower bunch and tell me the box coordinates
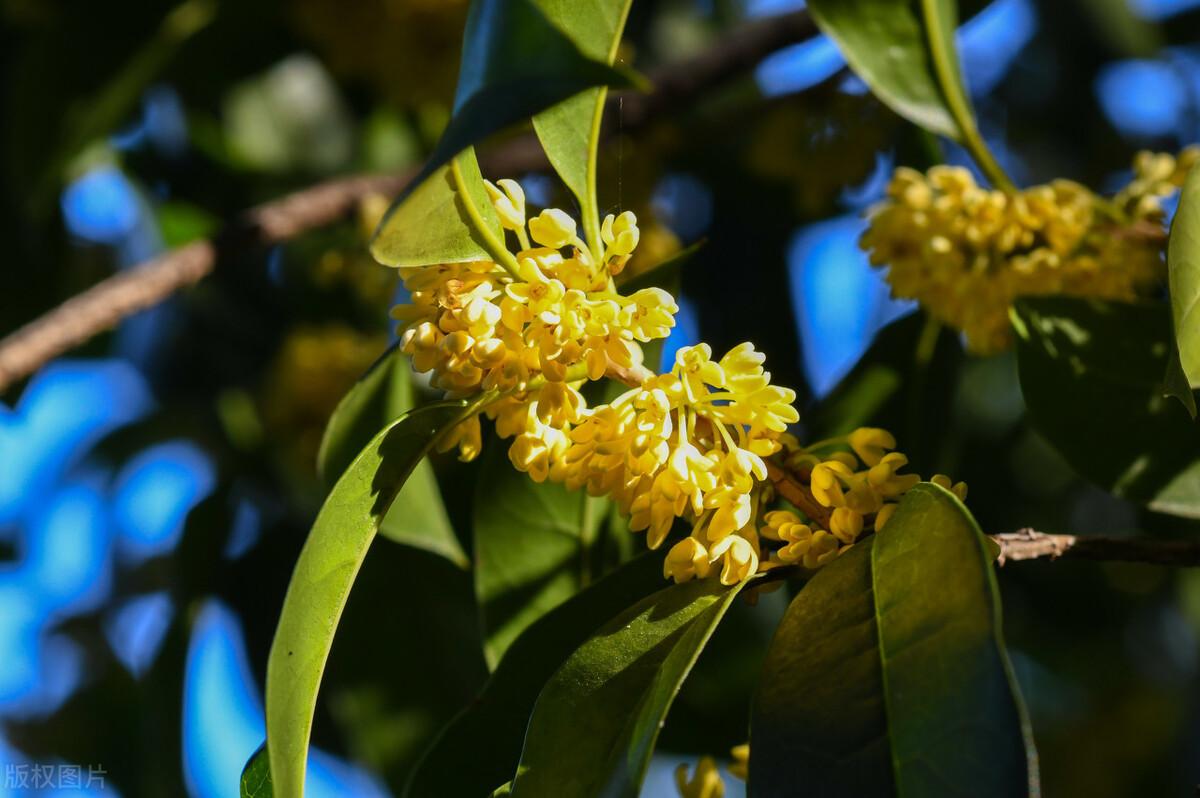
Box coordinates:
[509,341,798,584]
[860,148,1197,353]
[392,178,676,461]
[390,178,967,586]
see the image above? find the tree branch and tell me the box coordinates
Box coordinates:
[0,9,815,395]
[992,528,1200,567]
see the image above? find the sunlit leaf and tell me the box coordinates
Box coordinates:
[474,440,609,667]
[1168,163,1200,391]
[1011,297,1200,517]
[404,554,665,798]
[264,396,490,798]
[370,150,499,268]
[530,0,634,241]
[510,576,748,796]
[750,484,1037,796]
[807,0,963,139]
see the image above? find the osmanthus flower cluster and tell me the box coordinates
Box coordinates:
[675,744,748,798]
[390,177,966,586]
[860,148,1199,354]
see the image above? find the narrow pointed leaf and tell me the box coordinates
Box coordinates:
[316,343,467,567]
[510,576,749,797]
[1011,297,1200,517]
[750,484,1037,797]
[474,440,608,667]
[1168,163,1200,390]
[807,0,962,139]
[265,396,488,798]
[371,0,636,268]
[404,553,665,798]
[530,0,633,230]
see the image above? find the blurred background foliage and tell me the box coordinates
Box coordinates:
[3,0,1200,795]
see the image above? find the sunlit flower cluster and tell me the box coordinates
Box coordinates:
[390,178,676,460]
[505,342,798,585]
[860,149,1197,354]
[753,427,966,574]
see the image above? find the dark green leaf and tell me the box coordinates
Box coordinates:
[1011,297,1200,517]
[474,440,608,667]
[510,576,748,796]
[750,484,1037,797]
[404,553,665,798]
[1168,163,1200,390]
[240,745,272,798]
[265,396,489,798]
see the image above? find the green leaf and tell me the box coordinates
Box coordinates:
[474,440,609,667]
[265,396,489,798]
[1165,343,1198,419]
[372,0,637,268]
[1169,162,1200,391]
[807,0,1012,189]
[317,343,468,568]
[404,553,665,798]
[370,149,499,268]
[530,0,634,245]
[240,745,272,798]
[1011,297,1200,517]
[316,343,410,484]
[510,576,749,796]
[750,484,1037,796]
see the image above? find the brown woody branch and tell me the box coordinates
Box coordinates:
[991,528,1200,567]
[0,9,815,395]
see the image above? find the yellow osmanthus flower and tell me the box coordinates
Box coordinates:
[503,341,797,585]
[388,178,676,459]
[860,148,1197,354]
[675,757,725,798]
[757,428,965,573]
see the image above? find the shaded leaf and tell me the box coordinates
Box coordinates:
[1011,297,1200,517]
[264,396,490,798]
[750,484,1037,797]
[474,439,608,667]
[404,554,665,798]
[1168,162,1200,390]
[510,576,748,796]
[317,343,468,567]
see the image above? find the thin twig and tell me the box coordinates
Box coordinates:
[0,10,815,394]
[992,528,1200,567]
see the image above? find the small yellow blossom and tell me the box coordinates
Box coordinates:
[709,535,759,585]
[729,744,749,781]
[664,537,712,583]
[675,757,725,798]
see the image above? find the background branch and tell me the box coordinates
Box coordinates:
[992,528,1200,567]
[0,9,814,395]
